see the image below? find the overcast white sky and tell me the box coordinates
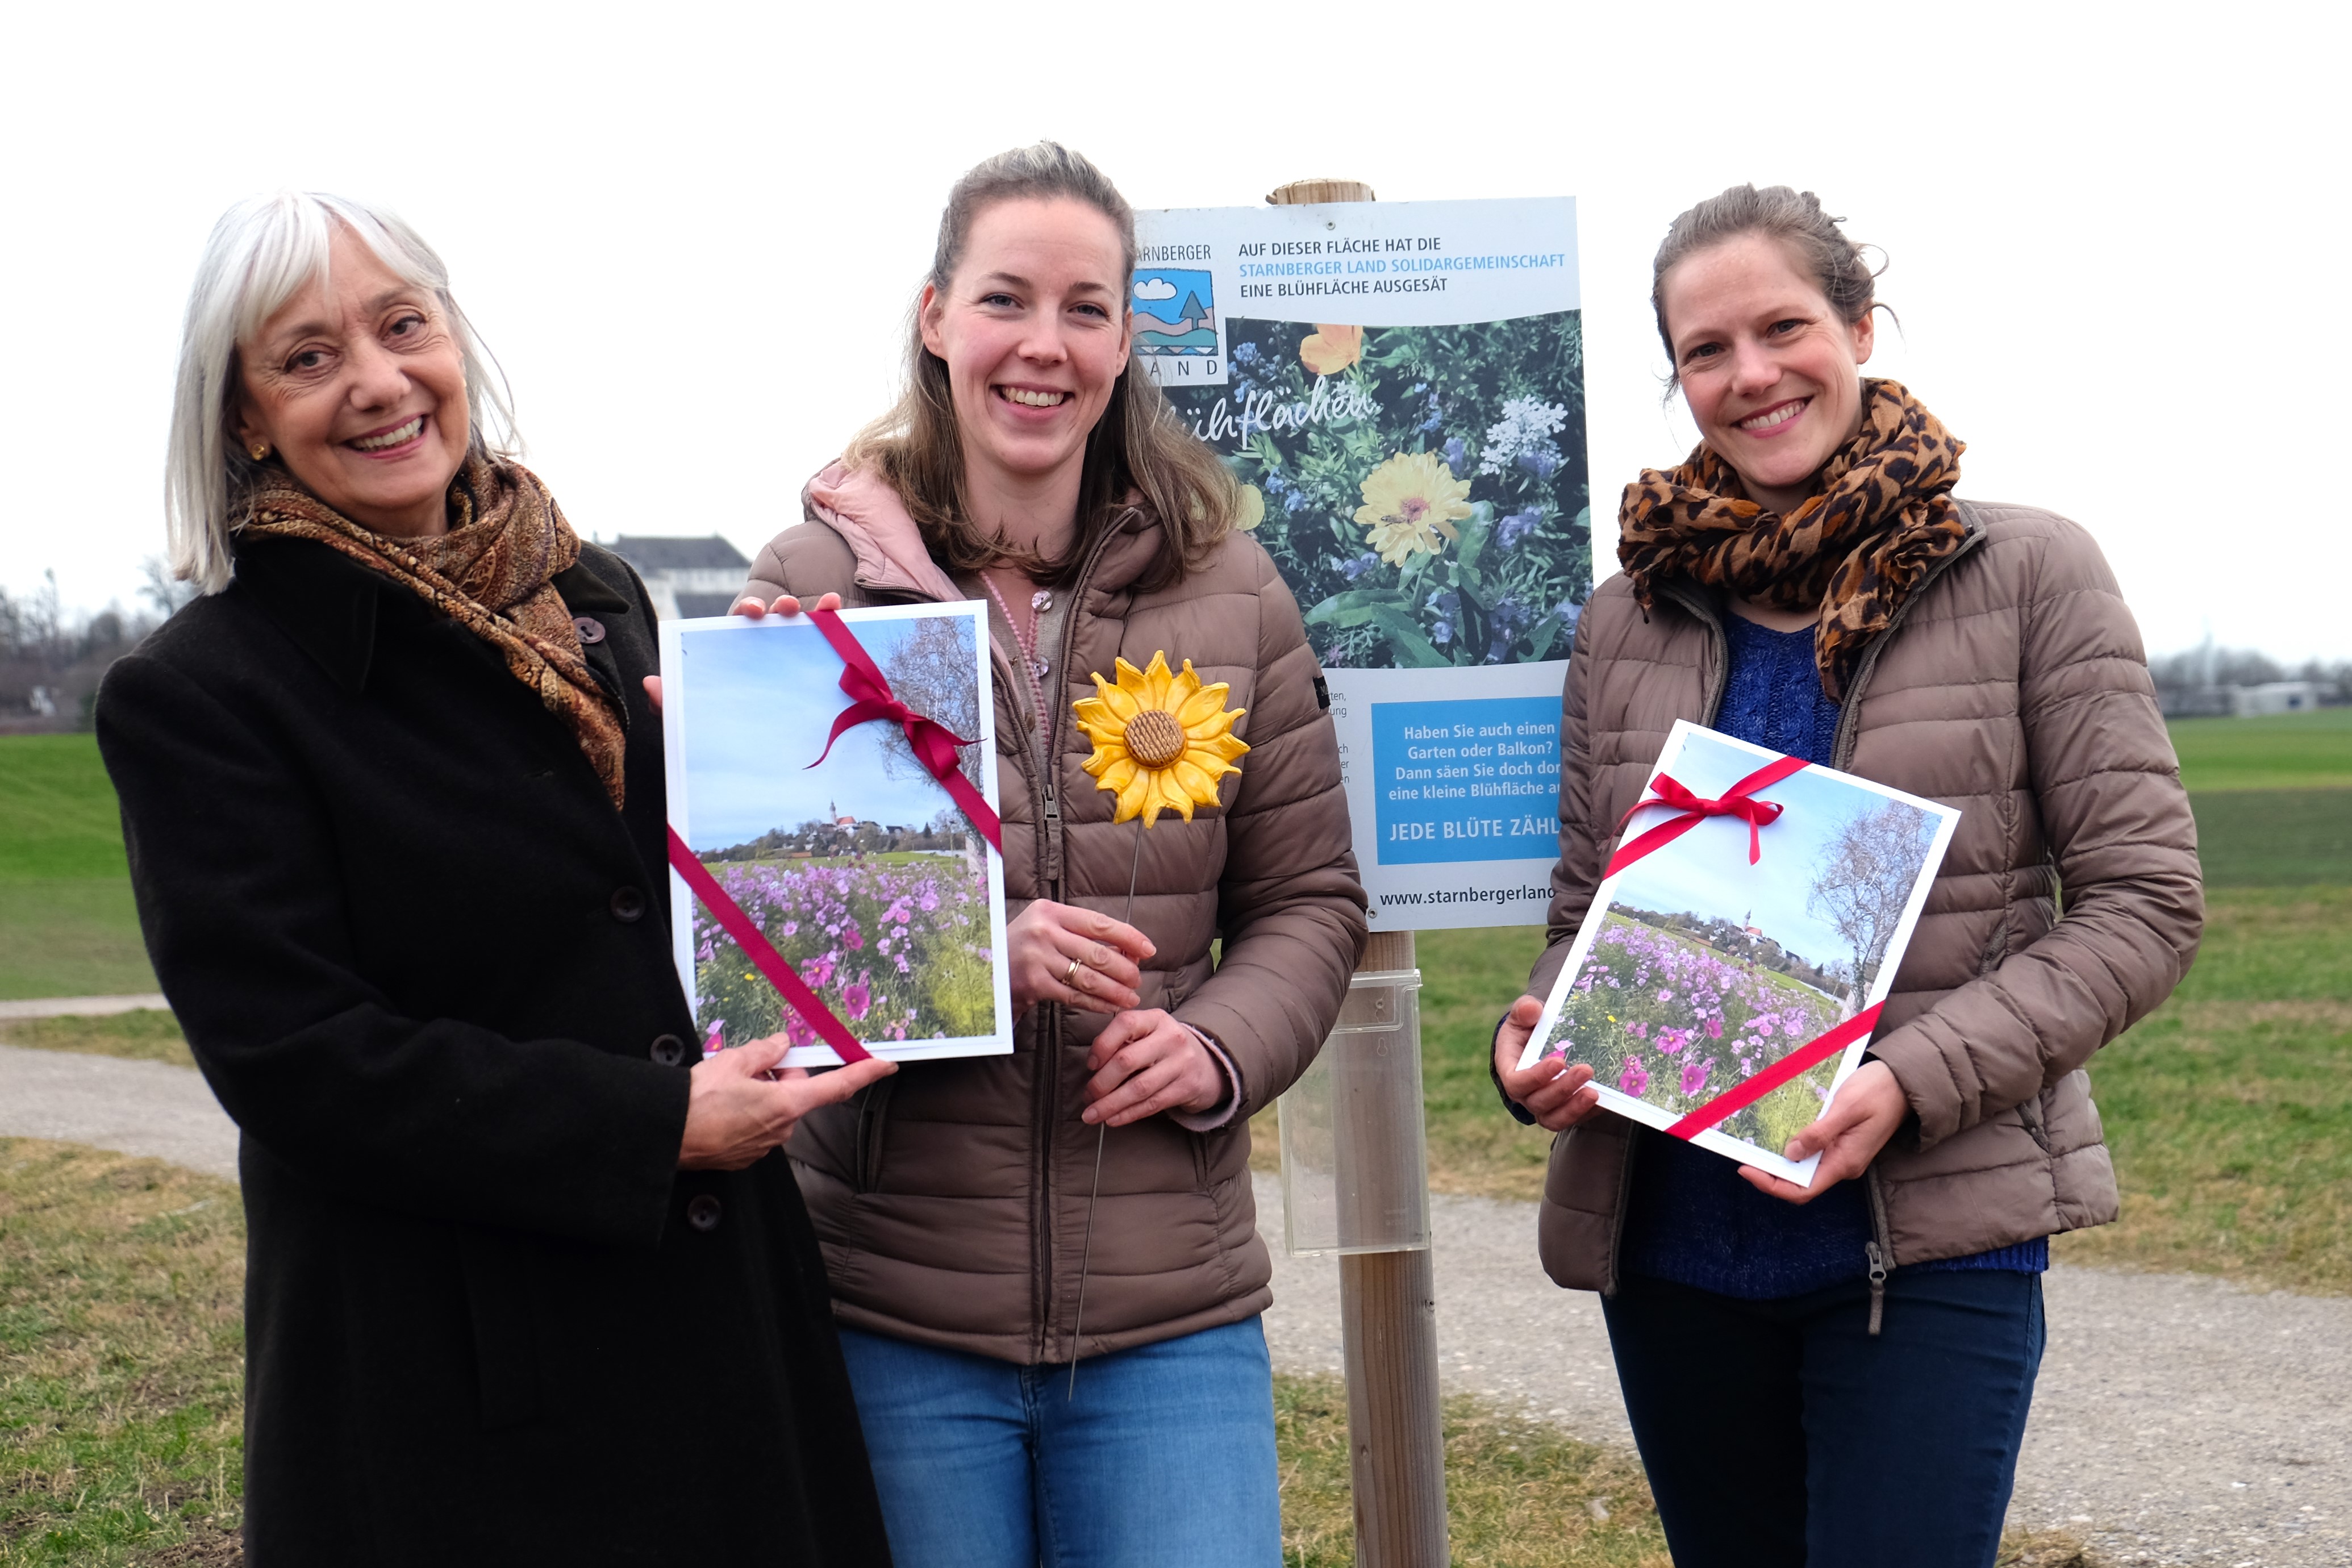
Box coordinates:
[4,1,2341,660]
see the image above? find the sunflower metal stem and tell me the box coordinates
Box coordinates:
[1069,818,1146,1400]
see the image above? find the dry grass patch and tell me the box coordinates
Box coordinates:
[0,1012,193,1069]
[1997,1531,2103,1566]
[1275,1374,1668,1567]
[0,1139,244,1566]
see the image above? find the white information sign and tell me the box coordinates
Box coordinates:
[1134,198,1590,929]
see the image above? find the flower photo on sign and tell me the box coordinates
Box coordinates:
[1152,316,1590,672]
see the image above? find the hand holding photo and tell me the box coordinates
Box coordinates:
[659,602,1013,1066]
[1517,721,1959,1184]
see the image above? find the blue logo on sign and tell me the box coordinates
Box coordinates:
[1371,697,1560,865]
[1132,268,1217,357]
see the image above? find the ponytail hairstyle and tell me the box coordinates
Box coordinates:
[844,142,1236,591]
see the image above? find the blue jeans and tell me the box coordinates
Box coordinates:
[1602,1268,2046,1568]
[837,1317,1282,1568]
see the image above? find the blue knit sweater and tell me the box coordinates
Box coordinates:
[1615,614,2047,1298]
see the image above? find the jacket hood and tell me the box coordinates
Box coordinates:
[800,462,964,605]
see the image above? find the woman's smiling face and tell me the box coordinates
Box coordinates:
[235,224,470,538]
[1659,233,1875,514]
[920,197,1131,502]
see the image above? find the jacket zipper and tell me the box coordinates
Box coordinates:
[1028,512,1139,1361]
[1832,508,1987,1273]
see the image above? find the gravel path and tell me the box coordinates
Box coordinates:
[2,1044,2340,1563]
[1255,1174,2350,1567]
[0,1042,238,1178]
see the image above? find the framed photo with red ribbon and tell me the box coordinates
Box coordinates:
[658,602,1013,1067]
[1515,720,1960,1185]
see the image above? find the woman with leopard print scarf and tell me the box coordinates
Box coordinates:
[1489,187,2200,1568]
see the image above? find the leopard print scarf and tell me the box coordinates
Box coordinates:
[1617,379,1968,700]
[241,455,628,807]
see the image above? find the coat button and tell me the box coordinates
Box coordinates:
[610,886,647,922]
[686,1194,722,1232]
[650,1033,686,1066]
[573,616,606,645]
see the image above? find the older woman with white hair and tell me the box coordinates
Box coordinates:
[97,191,896,1566]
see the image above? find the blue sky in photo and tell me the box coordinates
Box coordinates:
[1606,730,1940,973]
[676,618,972,851]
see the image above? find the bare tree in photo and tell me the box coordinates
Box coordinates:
[1807,801,1936,1009]
[878,617,985,789]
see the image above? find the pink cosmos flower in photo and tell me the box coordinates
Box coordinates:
[690,855,994,1050]
[1540,908,1848,1153]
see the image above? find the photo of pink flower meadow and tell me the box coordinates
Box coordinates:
[1537,908,1851,1155]
[691,850,994,1050]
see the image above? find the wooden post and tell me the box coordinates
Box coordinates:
[1267,178,1448,1567]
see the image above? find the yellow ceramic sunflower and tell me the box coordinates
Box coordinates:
[1072,652,1249,827]
[1354,451,1474,566]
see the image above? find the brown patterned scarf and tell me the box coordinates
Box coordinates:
[1617,379,1969,700]
[240,455,628,807]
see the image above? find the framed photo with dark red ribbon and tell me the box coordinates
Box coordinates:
[658,602,1013,1067]
[1516,720,1961,1185]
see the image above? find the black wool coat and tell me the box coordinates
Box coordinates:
[97,535,891,1567]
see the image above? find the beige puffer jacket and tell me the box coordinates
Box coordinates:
[745,465,1366,1362]
[1528,501,2203,1291]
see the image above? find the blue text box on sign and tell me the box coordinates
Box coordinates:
[1370,697,1560,865]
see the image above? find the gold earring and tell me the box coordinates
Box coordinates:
[249,443,270,461]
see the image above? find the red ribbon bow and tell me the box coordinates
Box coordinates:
[1604,754,1809,879]
[805,607,1002,850]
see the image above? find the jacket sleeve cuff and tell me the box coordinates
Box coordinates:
[1863,1021,1968,1151]
[1170,1023,1244,1132]
[1490,1011,1538,1127]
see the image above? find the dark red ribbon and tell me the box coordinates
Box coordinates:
[666,827,874,1065]
[1664,1003,1884,1142]
[804,607,1002,851]
[1604,754,1811,878]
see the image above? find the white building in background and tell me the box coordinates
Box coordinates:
[603,536,750,620]
[2231,681,2322,717]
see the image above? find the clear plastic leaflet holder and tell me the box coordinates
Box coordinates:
[1279,969,1432,1256]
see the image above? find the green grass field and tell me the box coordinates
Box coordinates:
[2168,708,2352,791]
[0,737,153,1000]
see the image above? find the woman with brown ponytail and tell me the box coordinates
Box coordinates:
[1490,185,2203,1567]
[736,143,1364,1567]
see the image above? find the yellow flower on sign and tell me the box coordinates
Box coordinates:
[1355,451,1474,566]
[1235,483,1266,532]
[1071,652,1249,827]
[1299,323,1363,377]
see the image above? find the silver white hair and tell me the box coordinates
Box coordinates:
[165,191,519,594]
